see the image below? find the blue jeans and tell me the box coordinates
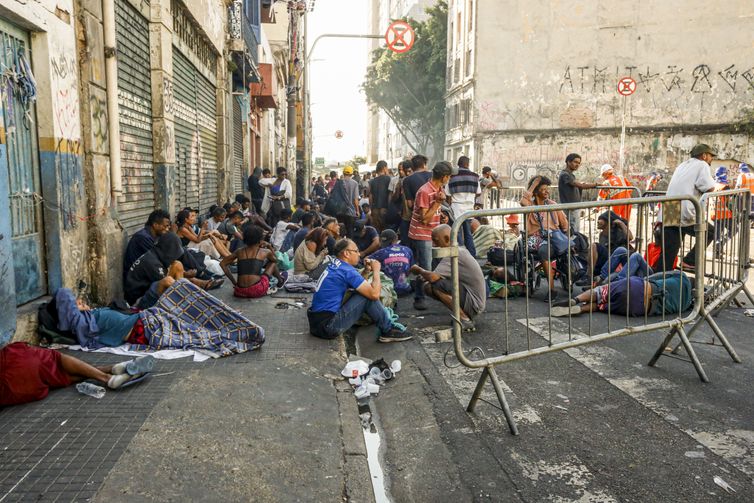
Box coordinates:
[601,247,651,281]
[412,238,432,300]
[458,220,477,257]
[326,294,392,335]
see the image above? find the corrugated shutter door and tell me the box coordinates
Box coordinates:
[173,48,200,212]
[232,96,244,194]
[115,0,154,234]
[196,73,218,212]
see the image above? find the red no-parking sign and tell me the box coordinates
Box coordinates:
[617,77,637,96]
[335,130,344,139]
[385,21,415,54]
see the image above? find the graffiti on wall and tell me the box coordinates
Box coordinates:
[162,77,175,114]
[559,63,754,94]
[89,87,108,153]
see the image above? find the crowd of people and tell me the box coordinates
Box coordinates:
[4,145,751,407]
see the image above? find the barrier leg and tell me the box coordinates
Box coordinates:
[466,367,489,414]
[648,327,677,366]
[703,312,742,363]
[677,326,710,383]
[743,285,754,306]
[488,366,519,435]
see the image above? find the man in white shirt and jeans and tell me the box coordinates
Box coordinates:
[657,144,716,272]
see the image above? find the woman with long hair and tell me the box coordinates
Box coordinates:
[221,225,287,298]
[176,209,231,260]
[293,227,329,275]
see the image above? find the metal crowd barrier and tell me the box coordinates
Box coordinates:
[436,194,748,435]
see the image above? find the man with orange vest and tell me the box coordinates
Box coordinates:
[711,167,734,254]
[735,163,754,225]
[597,164,633,221]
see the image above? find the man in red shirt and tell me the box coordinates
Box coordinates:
[409,161,453,309]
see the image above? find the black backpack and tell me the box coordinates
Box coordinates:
[324,180,351,216]
[37,299,77,346]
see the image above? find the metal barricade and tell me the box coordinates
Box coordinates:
[435,194,746,435]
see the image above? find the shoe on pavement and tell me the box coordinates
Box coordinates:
[278,271,289,288]
[460,319,476,332]
[379,328,413,343]
[551,305,582,317]
[542,290,562,303]
[413,298,428,310]
[112,355,155,376]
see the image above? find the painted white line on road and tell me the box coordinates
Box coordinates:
[520,317,754,477]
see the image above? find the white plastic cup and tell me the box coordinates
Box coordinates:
[354,384,370,399]
[366,383,380,394]
[369,367,382,378]
[348,377,362,386]
[382,369,393,380]
[390,360,401,373]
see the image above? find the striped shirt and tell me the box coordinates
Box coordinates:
[445,168,480,218]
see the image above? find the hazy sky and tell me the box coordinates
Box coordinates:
[308,0,372,163]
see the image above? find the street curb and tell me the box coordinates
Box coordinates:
[335,378,375,503]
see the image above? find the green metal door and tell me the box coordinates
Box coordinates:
[0,20,46,305]
[173,47,217,212]
[115,0,155,234]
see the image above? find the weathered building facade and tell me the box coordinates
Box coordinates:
[445,0,754,184]
[0,0,299,343]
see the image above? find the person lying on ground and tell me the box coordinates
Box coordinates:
[0,342,153,406]
[270,208,300,252]
[123,209,172,279]
[126,232,222,308]
[410,224,486,332]
[294,227,329,276]
[551,271,692,318]
[470,217,503,259]
[353,220,380,259]
[221,225,286,298]
[59,275,265,354]
[367,229,413,296]
[520,175,569,301]
[589,246,652,287]
[176,208,231,259]
[307,239,412,343]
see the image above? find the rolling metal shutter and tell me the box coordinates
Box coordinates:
[115,0,154,233]
[232,96,244,195]
[173,48,218,213]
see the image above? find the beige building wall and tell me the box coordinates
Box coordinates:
[451,0,754,184]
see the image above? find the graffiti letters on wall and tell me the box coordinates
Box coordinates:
[559,64,754,94]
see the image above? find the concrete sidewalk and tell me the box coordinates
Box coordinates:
[0,288,376,502]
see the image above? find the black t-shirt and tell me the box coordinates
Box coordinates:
[598,211,629,249]
[369,175,392,210]
[403,171,432,202]
[249,175,265,200]
[558,169,581,203]
[354,226,379,252]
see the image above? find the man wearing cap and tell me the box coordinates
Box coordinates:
[597,164,633,222]
[409,161,453,310]
[337,166,361,239]
[558,153,598,233]
[368,229,414,295]
[657,144,716,272]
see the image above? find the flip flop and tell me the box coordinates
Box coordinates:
[205,278,224,290]
[119,372,151,388]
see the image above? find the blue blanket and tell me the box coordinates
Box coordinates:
[135,280,265,355]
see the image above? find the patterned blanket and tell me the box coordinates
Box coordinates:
[135,280,265,356]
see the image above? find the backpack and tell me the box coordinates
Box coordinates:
[37,300,77,346]
[324,179,351,216]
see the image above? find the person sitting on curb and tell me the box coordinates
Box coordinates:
[410,224,487,332]
[307,239,412,343]
[353,220,380,259]
[221,225,287,298]
[367,229,413,296]
[0,342,153,405]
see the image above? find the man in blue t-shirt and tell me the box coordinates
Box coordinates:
[308,238,413,343]
[368,229,413,296]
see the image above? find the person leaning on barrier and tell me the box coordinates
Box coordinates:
[551,271,693,318]
[410,224,487,332]
[656,144,716,272]
[520,175,569,302]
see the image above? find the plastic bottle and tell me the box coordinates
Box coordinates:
[76,382,106,399]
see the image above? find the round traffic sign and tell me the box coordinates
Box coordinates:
[384,20,415,54]
[617,77,637,96]
[335,130,344,139]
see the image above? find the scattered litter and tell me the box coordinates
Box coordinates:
[341,360,369,378]
[390,360,401,373]
[344,358,401,400]
[275,302,302,310]
[684,451,706,459]
[713,476,735,494]
[434,328,452,343]
[664,414,679,422]
[60,420,68,426]
[744,309,754,317]
[556,394,569,400]
[554,405,568,411]
[76,382,105,399]
[152,371,176,377]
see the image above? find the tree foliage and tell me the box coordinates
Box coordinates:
[363,1,447,158]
